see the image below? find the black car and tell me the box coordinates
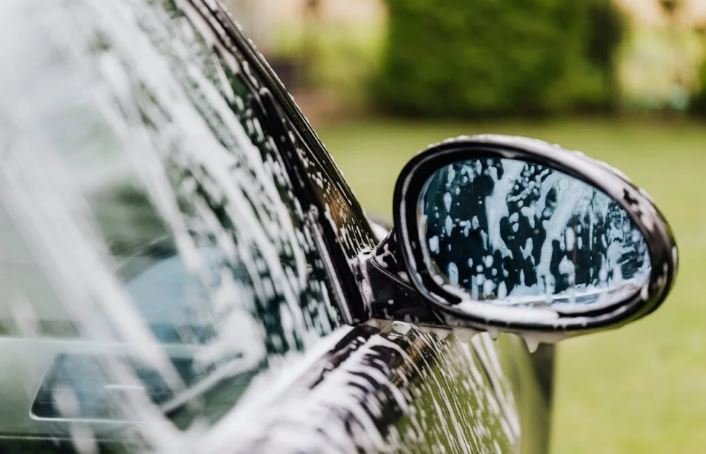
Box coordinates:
[0,1,677,453]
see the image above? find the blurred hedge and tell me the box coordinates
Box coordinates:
[375,0,624,117]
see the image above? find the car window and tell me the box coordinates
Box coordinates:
[0,0,342,448]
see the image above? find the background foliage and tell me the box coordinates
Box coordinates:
[374,0,625,116]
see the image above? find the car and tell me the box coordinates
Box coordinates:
[0,1,677,453]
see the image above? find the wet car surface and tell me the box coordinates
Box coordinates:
[0,1,678,453]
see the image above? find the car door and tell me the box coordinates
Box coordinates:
[0,0,551,452]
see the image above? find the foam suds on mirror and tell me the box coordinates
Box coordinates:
[418,156,653,326]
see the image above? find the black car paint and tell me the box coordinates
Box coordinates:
[197,2,554,452]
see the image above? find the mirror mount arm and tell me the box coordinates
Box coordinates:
[361,232,444,325]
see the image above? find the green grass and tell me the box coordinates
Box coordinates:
[317,116,706,453]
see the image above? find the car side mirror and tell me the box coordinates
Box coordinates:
[367,135,677,342]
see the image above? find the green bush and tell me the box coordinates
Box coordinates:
[375,0,624,117]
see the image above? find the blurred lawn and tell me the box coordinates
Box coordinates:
[318,117,706,453]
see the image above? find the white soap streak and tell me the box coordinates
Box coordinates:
[484,160,524,259]
[0,0,183,387]
[455,299,559,324]
[535,178,584,292]
[0,81,186,454]
[202,326,354,451]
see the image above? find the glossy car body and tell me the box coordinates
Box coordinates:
[0,1,575,452]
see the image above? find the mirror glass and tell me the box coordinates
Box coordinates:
[418,157,651,312]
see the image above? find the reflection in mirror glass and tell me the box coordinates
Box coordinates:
[418,157,651,311]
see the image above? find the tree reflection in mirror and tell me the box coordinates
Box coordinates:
[418,157,651,312]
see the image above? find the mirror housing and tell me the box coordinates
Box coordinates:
[369,135,677,339]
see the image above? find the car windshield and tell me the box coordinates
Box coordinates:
[0,0,341,449]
